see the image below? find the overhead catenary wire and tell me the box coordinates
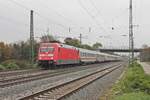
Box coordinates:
[89,0,129,35]
[38,0,78,27]
[3,0,131,47]
[6,0,31,11]
[86,0,129,47]
[6,0,68,30]
[88,0,102,17]
[34,12,68,30]
[36,0,95,35]
[111,8,129,29]
[0,14,50,36]
[6,0,110,36]
[88,0,111,29]
[0,0,46,33]
[77,0,109,34]
[4,0,93,36]
[0,15,28,27]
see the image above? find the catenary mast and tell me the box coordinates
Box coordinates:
[129,0,134,64]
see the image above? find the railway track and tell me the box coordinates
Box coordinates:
[0,62,119,88]
[0,69,54,86]
[20,63,124,100]
[0,69,42,77]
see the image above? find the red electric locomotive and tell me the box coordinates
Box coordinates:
[38,43,80,68]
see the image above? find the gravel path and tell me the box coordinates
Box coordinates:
[138,61,150,75]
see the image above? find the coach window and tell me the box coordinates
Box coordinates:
[81,52,83,56]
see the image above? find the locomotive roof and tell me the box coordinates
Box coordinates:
[60,43,77,49]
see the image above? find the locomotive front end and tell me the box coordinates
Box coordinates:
[38,43,56,68]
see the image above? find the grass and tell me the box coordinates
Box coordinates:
[0,59,38,70]
[115,92,150,100]
[110,62,150,100]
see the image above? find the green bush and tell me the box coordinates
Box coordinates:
[2,60,19,70]
[1,60,15,66]
[0,64,5,70]
[115,92,150,100]
[1,59,37,70]
[6,63,19,69]
[120,62,150,94]
[113,62,150,99]
[14,60,31,68]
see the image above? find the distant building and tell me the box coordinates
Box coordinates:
[140,47,150,62]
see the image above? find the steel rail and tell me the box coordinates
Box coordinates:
[20,63,124,100]
[0,69,41,77]
[0,62,120,88]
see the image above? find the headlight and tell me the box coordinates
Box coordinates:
[48,54,53,56]
[39,57,42,59]
[40,54,45,56]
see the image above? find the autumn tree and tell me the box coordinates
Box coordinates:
[0,42,12,61]
[0,42,5,61]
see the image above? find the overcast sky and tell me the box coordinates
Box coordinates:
[0,0,149,48]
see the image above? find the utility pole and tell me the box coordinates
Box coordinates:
[30,10,34,64]
[47,27,50,41]
[69,27,71,33]
[89,27,91,33]
[79,33,82,44]
[47,27,50,34]
[129,0,134,64]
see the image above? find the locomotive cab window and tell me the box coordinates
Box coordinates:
[40,47,54,52]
